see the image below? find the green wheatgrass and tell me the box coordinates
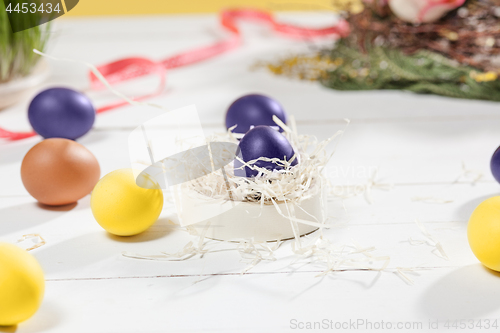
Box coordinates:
[0,0,51,83]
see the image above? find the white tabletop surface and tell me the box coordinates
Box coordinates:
[1,12,500,333]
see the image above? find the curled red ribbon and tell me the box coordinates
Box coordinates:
[1,8,349,141]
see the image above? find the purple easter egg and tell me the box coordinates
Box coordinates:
[491,146,500,183]
[235,125,298,178]
[28,88,95,140]
[225,94,287,136]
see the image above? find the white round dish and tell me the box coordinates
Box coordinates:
[181,183,326,242]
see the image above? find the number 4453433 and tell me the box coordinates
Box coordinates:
[5,2,61,14]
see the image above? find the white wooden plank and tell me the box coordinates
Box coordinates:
[2,118,499,197]
[13,265,500,333]
[0,181,485,280]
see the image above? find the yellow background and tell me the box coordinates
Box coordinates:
[65,0,340,16]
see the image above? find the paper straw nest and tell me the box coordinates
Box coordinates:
[186,116,341,222]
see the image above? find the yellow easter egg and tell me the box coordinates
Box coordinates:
[0,243,45,326]
[91,168,164,236]
[468,196,500,271]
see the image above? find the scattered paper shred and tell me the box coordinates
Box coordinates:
[410,219,449,261]
[455,161,483,185]
[411,196,454,204]
[17,234,46,251]
[393,267,419,285]
[328,168,394,204]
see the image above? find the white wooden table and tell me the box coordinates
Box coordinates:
[1,13,500,333]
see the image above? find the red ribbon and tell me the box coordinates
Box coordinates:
[1,9,349,141]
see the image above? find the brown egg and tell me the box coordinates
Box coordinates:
[21,138,101,206]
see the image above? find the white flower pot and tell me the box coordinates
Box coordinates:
[0,60,50,110]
